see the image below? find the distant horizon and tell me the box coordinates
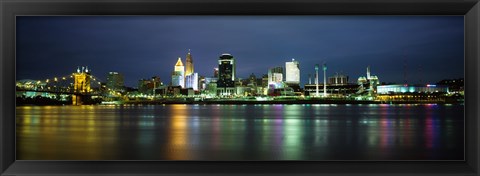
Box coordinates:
[16,16,464,87]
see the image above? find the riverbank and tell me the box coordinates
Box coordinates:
[16,98,463,106]
[123,99,461,105]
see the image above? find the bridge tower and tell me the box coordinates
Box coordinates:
[72,66,91,105]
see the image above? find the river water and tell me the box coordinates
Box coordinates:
[16,104,464,160]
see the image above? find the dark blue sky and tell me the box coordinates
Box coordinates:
[16,16,464,87]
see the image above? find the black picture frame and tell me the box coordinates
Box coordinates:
[1,0,479,175]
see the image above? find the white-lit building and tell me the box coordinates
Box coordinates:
[185,73,199,91]
[285,59,300,85]
[184,51,199,91]
[172,57,185,87]
[377,84,449,94]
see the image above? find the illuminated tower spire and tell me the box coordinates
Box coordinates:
[185,49,194,75]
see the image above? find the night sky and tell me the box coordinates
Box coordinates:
[16,16,464,87]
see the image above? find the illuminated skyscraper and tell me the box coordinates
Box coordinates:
[184,50,199,91]
[285,58,300,84]
[106,72,124,91]
[185,73,199,91]
[217,53,236,96]
[185,49,194,75]
[172,57,185,87]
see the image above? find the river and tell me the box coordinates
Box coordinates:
[16,104,464,160]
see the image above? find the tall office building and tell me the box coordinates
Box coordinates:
[217,53,236,96]
[285,59,300,84]
[106,72,125,91]
[172,57,185,87]
[184,50,199,91]
[185,73,199,91]
[185,49,194,76]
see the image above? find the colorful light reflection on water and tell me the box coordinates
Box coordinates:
[16,104,464,160]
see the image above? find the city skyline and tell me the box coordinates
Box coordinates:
[16,16,464,87]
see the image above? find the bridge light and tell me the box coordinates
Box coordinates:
[62,77,66,80]
[46,79,49,83]
[54,77,58,82]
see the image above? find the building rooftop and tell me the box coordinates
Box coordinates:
[175,57,184,66]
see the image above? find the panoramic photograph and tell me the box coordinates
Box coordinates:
[15,16,464,160]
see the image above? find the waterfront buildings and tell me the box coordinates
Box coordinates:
[184,50,199,91]
[437,78,464,94]
[185,73,199,91]
[376,84,449,94]
[376,84,450,102]
[172,57,185,88]
[304,72,358,97]
[328,73,348,86]
[268,66,284,88]
[285,59,300,85]
[304,66,358,97]
[217,53,236,96]
[357,66,380,95]
[138,76,162,94]
[106,72,125,92]
[185,50,194,76]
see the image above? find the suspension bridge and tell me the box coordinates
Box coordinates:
[16,66,119,105]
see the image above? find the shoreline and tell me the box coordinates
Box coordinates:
[16,99,463,106]
[125,99,461,105]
